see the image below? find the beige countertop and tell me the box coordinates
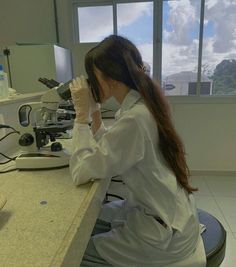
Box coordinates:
[0,163,110,267]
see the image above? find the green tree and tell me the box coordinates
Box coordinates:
[212,59,236,95]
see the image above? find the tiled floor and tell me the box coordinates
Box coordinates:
[190,175,236,267]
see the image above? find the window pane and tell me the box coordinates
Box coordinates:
[117,2,153,76]
[162,0,201,95]
[202,0,236,95]
[78,6,113,43]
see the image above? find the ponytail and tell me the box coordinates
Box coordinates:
[124,52,197,194]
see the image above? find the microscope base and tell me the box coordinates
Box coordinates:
[15,149,70,170]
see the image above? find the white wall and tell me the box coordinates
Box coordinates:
[0,0,57,46]
[170,100,236,172]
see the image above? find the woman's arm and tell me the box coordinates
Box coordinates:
[91,110,102,135]
[70,115,145,185]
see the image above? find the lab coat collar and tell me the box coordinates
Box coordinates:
[115,89,141,119]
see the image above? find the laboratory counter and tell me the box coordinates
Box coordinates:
[0,153,111,267]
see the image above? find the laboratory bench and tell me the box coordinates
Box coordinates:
[0,162,110,267]
[0,118,115,267]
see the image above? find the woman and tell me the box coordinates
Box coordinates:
[69,35,206,267]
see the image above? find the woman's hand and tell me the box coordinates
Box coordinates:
[70,76,90,124]
[69,75,101,125]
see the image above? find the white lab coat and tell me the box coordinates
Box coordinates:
[70,90,206,267]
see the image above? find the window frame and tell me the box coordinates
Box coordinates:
[73,0,236,101]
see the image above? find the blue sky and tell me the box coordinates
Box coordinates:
[121,1,211,45]
[204,20,215,37]
[117,4,153,45]
[118,13,153,45]
[117,2,206,49]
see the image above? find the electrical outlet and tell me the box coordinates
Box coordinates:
[0,114,6,139]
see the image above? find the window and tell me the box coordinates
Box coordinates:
[77,5,113,43]
[74,0,236,98]
[201,0,236,95]
[75,1,153,77]
[162,0,201,95]
[117,2,153,75]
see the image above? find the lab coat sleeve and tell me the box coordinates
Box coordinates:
[93,121,108,141]
[71,121,107,154]
[69,115,145,185]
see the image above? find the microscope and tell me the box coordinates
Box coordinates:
[15,79,75,170]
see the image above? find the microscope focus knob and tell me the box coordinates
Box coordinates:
[19,133,34,146]
[51,142,62,152]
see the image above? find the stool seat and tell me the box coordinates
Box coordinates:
[198,209,227,267]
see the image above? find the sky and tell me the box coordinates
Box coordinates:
[78,0,236,78]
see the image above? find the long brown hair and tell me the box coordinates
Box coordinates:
[85,35,197,194]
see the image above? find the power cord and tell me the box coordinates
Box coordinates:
[101,108,114,114]
[104,176,125,203]
[0,131,20,142]
[0,152,18,165]
[111,175,124,183]
[0,152,17,161]
[0,124,20,142]
[105,193,124,201]
[0,168,18,173]
[0,124,19,171]
[0,124,19,132]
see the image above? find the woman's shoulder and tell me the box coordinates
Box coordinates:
[120,101,157,140]
[128,100,155,125]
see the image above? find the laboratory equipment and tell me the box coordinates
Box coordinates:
[15,79,75,170]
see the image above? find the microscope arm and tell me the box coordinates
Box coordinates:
[40,80,72,111]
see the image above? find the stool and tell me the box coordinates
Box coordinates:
[198,209,227,267]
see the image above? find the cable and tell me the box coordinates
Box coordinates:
[0,152,18,166]
[101,109,115,114]
[0,152,17,161]
[0,159,13,164]
[105,193,124,201]
[0,124,19,132]
[0,168,17,173]
[0,131,20,142]
[111,178,123,183]
[111,175,123,183]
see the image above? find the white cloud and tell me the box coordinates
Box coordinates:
[202,36,236,73]
[78,6,113,42]
[161,0,236,76]
[137,42,153,69]
[165,0,197,45]
[162,41,199,76]
[205,0,236,53]
[205,0,218,9]
[117,2,152,29]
